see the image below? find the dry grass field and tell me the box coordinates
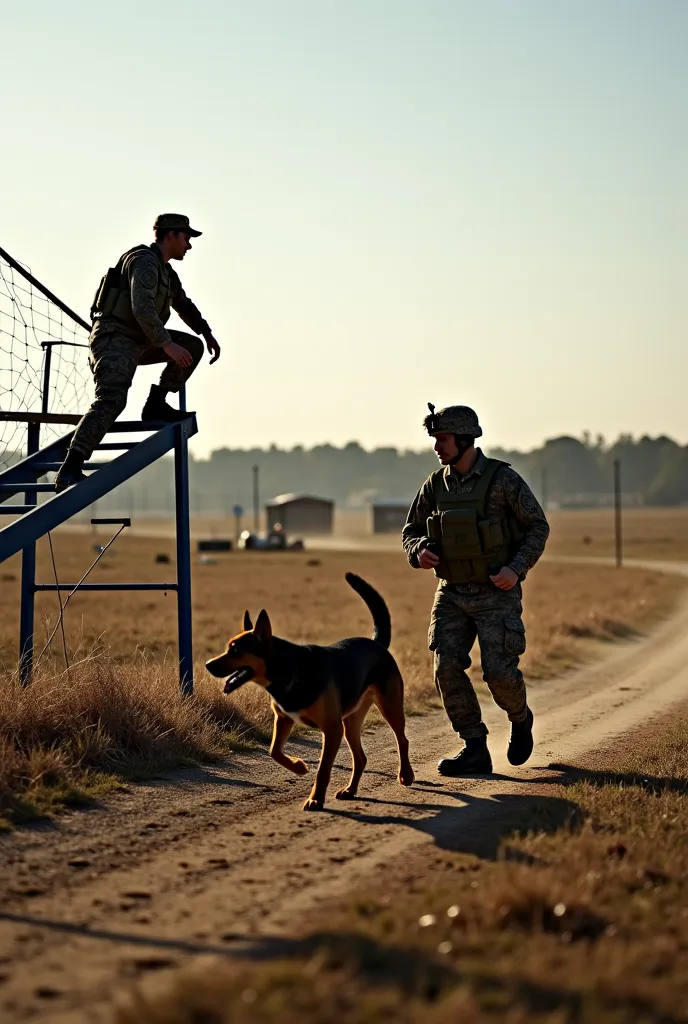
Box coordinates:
[113,505,688,561]
[545,506,688,562]
[0,530,684,702]
[118,709,688,1024]
[0,528,684,825]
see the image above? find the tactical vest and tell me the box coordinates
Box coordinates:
[90,245,172,330]
[426,459,523,584]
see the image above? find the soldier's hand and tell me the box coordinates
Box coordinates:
[489,566,519,590]
[204,333,221,365]
[163,341,193,368]
[418,545,440,570]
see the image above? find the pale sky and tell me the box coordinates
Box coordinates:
[2,0,686,458]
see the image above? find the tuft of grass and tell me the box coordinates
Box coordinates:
[0,652,253,826]
[118,714,688,1023]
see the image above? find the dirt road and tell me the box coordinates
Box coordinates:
[1,557,687,1022]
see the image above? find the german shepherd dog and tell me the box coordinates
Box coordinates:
[206,573,414,811]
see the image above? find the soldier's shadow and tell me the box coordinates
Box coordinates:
[329,780,582,862]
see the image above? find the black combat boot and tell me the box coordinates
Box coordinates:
[438,737,493,777]
[54,449,86,492]
[141,384,193,423]
[507,707,534,766]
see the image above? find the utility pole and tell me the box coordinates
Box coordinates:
[252,464,260,532]
[613,459,622,568]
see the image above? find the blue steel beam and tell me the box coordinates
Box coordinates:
[0,416,197,564]
[19,421,41,685]
[0,484,56,493]
[174,418,194,696]
[34,583,178,592]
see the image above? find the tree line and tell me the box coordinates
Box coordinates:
[85,432,687,516]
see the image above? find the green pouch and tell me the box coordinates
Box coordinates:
[440,508,483,558]
[479,517,506,550]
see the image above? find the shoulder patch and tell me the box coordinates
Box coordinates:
[517,484,541,516]
[137,264,158,291]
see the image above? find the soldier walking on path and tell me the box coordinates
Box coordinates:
[55,214,221,491]
[403,404,550,775]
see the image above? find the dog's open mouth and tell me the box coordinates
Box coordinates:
[223,666,255,694]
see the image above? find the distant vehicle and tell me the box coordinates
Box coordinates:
[237,523,305,552]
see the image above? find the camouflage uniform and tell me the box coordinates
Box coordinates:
[70,242,210,460]
[403,450,549,740]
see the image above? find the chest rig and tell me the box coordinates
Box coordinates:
[426,459,522,584]
[90,244,173,331]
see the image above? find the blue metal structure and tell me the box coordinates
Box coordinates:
[0,245,197,692]
[0,412,197,689]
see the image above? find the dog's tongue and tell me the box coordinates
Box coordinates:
[223,666,254,694]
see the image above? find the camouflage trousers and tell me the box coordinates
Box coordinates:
[429,581,528,740]
[70,329,204,459]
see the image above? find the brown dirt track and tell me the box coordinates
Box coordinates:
[1,555,688,1021]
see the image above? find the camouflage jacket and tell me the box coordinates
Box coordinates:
[402,449,550,579]
[92,243,210,348]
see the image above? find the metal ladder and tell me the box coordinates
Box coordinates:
[0,413,196,690]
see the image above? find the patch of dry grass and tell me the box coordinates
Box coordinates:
[545,506,688,562]
[0,654,250,828]
[116,713,688,1024]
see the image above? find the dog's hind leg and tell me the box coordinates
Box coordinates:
[336,697,373,801]
[373,671,415,787]
[303,719,344,812]
[270,710,308,777]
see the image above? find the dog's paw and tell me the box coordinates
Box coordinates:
[398,768,415,787]
[289,758,309,776]
[335,788,357,801]
[302,797,324,812]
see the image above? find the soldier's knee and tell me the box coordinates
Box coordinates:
[187,335,205,363]
[171,332,204,364]
[481,657,520,686]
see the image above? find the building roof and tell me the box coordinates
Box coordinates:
[266,493,334,507]
[371,498,411,508]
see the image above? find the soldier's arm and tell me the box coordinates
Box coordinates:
[129,255,173,348]
[499,468,550,577]
[169,270,212,338]
[402,478,436,567]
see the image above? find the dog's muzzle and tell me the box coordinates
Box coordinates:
[222,666,255,694]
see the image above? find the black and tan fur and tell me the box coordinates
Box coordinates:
[206,573,414,811]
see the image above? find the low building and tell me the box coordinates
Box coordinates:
[265,493,334,535]
[371,499,411,534]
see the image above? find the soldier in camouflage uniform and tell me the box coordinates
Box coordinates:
[402,404,549,775]
[55,214,221,491]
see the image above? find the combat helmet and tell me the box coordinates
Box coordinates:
[424,403,482,438]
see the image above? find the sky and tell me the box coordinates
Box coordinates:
[2,0,686,458]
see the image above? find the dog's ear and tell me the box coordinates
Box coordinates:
[243,610,253,632]
[254,609,272,644]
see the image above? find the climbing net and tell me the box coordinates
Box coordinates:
[0,247,92,469]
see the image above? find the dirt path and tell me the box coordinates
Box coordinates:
[1,557,687,1023]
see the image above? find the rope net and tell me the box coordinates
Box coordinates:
[0,249,92,469]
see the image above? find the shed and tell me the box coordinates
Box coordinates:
[371,499,411,534]
[265,493,334,535]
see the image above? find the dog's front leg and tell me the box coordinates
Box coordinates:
[303,720,344,811]
[270,710,308,776]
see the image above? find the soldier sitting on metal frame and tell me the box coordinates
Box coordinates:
[55,213,221,492]
[402,404,550,775]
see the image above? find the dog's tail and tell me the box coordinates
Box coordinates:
[345,572,391,649]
